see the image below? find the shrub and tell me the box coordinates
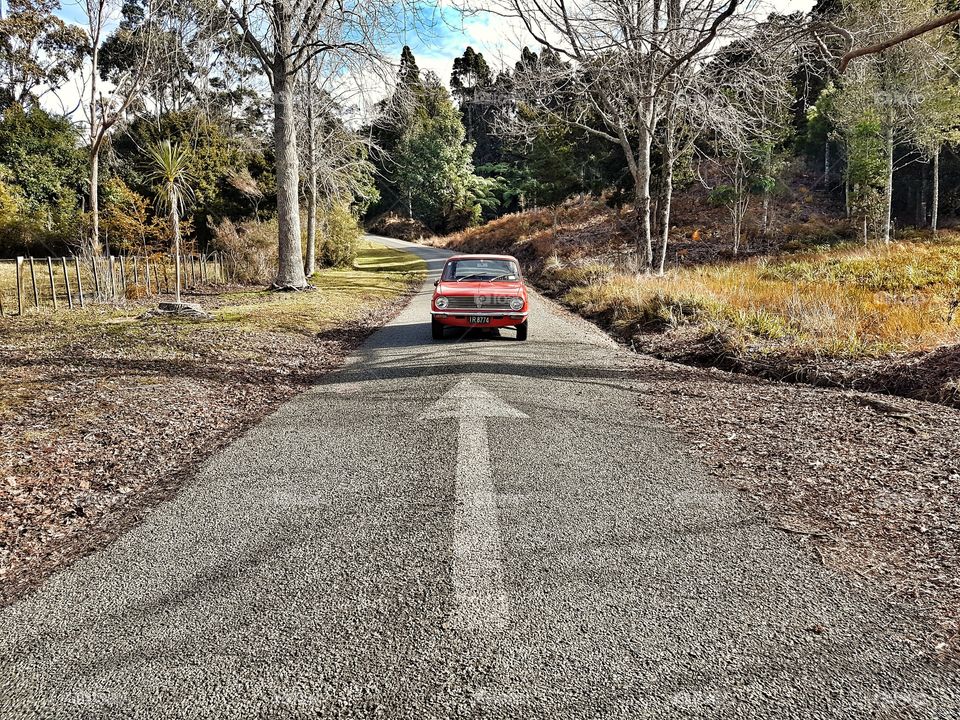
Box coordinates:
[318,202,361,269]
[209,217,278,284]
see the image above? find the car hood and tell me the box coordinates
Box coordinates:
[436,281,525,296]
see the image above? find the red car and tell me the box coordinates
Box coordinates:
[431,254,529,341]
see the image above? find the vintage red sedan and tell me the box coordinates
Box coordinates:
[431,254,529,341]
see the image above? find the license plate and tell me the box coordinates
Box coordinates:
[468,315,491,324]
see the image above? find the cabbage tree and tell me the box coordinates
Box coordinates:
[147,140,194,303]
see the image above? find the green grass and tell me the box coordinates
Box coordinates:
[214,242,426,334]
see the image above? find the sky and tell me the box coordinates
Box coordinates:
[397,0,818,89]
[45,0,818,118]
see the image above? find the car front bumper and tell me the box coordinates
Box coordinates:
[432,311,528,328]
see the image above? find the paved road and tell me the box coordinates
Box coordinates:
[1,236,956,719]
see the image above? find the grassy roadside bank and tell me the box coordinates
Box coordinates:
[0,242,425,603]
[435,206,960,408]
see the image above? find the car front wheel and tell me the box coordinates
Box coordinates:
[516,320,528,341]
[431,318,445,340]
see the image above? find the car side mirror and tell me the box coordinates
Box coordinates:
[434,280,439,287]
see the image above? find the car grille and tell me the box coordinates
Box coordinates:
[445,296,516,310]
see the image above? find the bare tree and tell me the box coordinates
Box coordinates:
[297,49,382,276]
[222,0,414,289]
[499,0,749,271]
[837,10,960,74]
[81,0,166,255]
[698,27,795,255]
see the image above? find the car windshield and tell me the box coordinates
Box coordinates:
[442,259,519,282]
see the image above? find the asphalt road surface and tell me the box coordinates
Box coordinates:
[1,236,957,719]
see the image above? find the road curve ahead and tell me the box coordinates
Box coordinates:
[0,235,956,719]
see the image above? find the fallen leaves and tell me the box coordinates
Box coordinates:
[0,284,416,606]
[639,356,960,662]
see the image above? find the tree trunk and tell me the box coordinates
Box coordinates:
[932,144,940,235]
[882,114,893,245]
[270,10,307,290]
[87,35,101,258]
[306,174,317,276]
[918,168,927,227]
[762,145,772,236]
[170,186,182,304]
[844,166,851,219]
[732,211,742,255]
[656,116,675,276]
[89,148,101,256]
[636,125,653,270]
[304,66,317,277]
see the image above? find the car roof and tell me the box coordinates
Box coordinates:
[445,254,519,262]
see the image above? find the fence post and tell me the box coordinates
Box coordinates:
[46,257,58,311]
[119,255,127,293]
[62,257,73,309]
[75,256,85,308]
[28,257,39,309]
[16,256,23,315]
[109,256,117,298]
[143,256,151,294]
[91,256,100,298]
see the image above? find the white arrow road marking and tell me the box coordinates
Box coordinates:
[421,379,528,634]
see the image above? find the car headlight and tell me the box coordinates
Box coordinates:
[509,297,524,311]
[435,296,449,310]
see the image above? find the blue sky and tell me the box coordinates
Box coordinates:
[389,5,530,85]
[49,0,817,104]
[394,0,817,87]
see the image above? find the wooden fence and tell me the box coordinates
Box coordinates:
[0,253,228,317]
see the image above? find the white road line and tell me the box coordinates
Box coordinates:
[452,416,507,632]
[421,379,528,634]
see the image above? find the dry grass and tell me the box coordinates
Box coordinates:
[563,234,960,358]
[0,242,425,415]
[0,260,17,315]
[439,200,624,262]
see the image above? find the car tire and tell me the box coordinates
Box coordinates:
[516,320,528,341]
[431,318,445,340]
